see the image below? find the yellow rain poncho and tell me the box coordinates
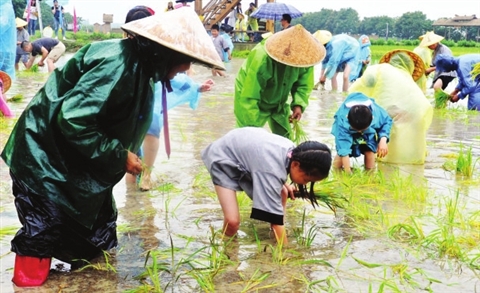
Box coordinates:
[413,46,432,93]
[349,52,433,164]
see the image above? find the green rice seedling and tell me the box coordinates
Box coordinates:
[434,89,450,109]
[456,145,478,177]
[25,64,39,72]
[0,226,18,241]
[7,94,24,102]
[292,209,319,247]
[236,268,276,292]
[75,250,117,273]
[251,224,262,251]
[471,62,480,80]
[128,250,164,293]
[290,119,309,145]
[305,275,343,293]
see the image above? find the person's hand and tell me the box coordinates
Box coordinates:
[377,138,388,158]
[450,94,460,103]
[199,79,214,92]
[289,106,302,122]
[283,183,297,200]
[319,76,326,84]
[425,67,435,75]
[125,151,143,176]
[38,60,44,67]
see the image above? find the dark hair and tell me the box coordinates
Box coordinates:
[20,40,30,50]
[347,105,372,130]
[125,6,153,23]
[249,2,256,7]
[282,14,291,23]
[211,24,220,31]
[289,141,332,208]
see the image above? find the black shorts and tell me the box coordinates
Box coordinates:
[433,76,455,90]
[350,144,374,157]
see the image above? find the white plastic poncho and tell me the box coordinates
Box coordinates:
[349,62,433,164]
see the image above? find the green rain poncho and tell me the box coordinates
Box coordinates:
[234,41,314,138]
[1,39,154,228]
[349,53,433,164]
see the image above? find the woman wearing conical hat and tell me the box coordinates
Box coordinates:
[349,50,433,164]
[420,31,456,91]
[234,25,326,139]
[2,7,224,287]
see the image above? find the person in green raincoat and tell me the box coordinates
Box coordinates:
[349,50,433,165]
[234,25,326,139]
[1,7,224,287]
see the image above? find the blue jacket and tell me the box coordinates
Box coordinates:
[322,34,361,82]
[436,54,480,100]
[331,93,393,157]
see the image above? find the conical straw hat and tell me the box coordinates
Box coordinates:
[313,30,332,45]
[265,24,325,67]
[15,17,28,28]
[0,71,12,93]
[379,49,425,81]
[419,31,444,47]
[121,9,225,70]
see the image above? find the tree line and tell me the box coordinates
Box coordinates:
[291,8,479,42]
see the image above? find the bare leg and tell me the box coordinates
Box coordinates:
[139,134,160,191]
[215,185,240,237]
[47,59,56,72]
[433,79,444,91]
[364,151,376,171]
[342,64,352,92]
[331,72,339,92]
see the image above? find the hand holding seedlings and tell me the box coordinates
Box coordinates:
[126,151,143,176]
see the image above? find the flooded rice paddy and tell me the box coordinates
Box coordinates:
[0,55,479,292]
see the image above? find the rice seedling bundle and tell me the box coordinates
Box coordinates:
[471,62,480,81]
[434,89,450,109]
[291,119,308,145]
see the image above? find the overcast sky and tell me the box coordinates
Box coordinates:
[59,0,479,24]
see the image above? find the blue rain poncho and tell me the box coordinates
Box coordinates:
[148,73,201,138]
[221,32,234,62]
[357,35,371,78]
[0,0,16,79]
[322,34,361,82]
[350,57,433,164]
[331,93,392,158]
[435,54,480,111]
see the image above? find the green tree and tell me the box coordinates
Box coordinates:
[395,11,433,39]
[294,9,338,33]
[334,8,360,34]
[359,16,395,38]
[12,0,27,18]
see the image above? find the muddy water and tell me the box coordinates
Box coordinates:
[0,55,479,292]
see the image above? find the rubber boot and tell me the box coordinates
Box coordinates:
[12,254,51,287]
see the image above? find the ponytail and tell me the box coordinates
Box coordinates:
[289,141,332,208]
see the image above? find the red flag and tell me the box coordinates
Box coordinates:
[73,6,77,33]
